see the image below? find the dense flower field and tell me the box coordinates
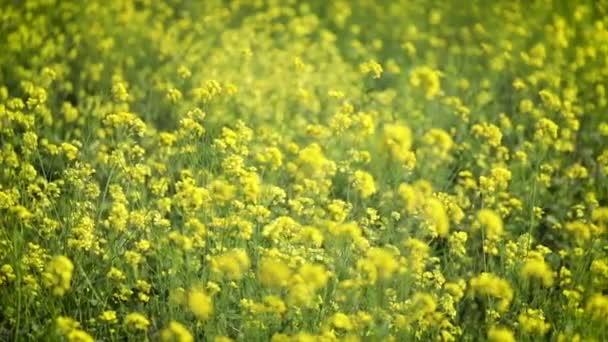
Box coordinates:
[2,0,608,341]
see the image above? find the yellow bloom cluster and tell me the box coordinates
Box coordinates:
[470,273,513,312]
[1,0,608,340]
[521,254,555,287]
[56,316,95,342]
[124,312,150,331]
[161,321,194,342]
[42,255,74,296]
[188,289,214,321]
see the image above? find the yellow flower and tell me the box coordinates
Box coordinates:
[472,122,503,147]
[423,198,450,237]
[297,226,325,247]
[103,111,147,137]
[410,66,441,99]
[111,82,129,102]
[518,309,550,335]
[448,231,468,258]
[160,321,194,342]
[259,257,292,288]
[359,59,383,78]
[564,221,592,244]
[288,283,315,307]
[288,263,330,307]
[61,142,79,160]
[256,146,283,170]
[327,199,352,222]
[124,312,150,331]
[177,65,192,79]
[521,257,554,287]
[404,238,431,274]
[297,263,329,290]
[208,179,236,204]
[42,255,74,296]
[420,128,454,160]
[539,89,561,111]
[566,163,589,179]
[67,329,95,342]
[444,281,466,301]
[0,264,16,286]
[166,87,183,103]
[470,273,513,312]
[593,207,608,223]
[214,337,234,342]
[586,293,608,320]
[240,171,261,203]
[106,267,126,282]
[534,118,559,144]
[398,183,421,213]
[124,250,144,267]
[99,310,118,324]
[350,170,377,198]
[330,313,354,331]
[364,247,399,280]
[188,288,213,321]
[474,209,504,240]
[263,295,287,314]
[411,292,438,316]
[56,316,80,335]
[294,143,337,178]
[383,123,415,165]
[488,326,515,342]
[211,249,251,280]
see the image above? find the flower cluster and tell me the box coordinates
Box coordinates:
[1,0,608,340]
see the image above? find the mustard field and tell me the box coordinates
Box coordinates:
[1,1,608,341]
